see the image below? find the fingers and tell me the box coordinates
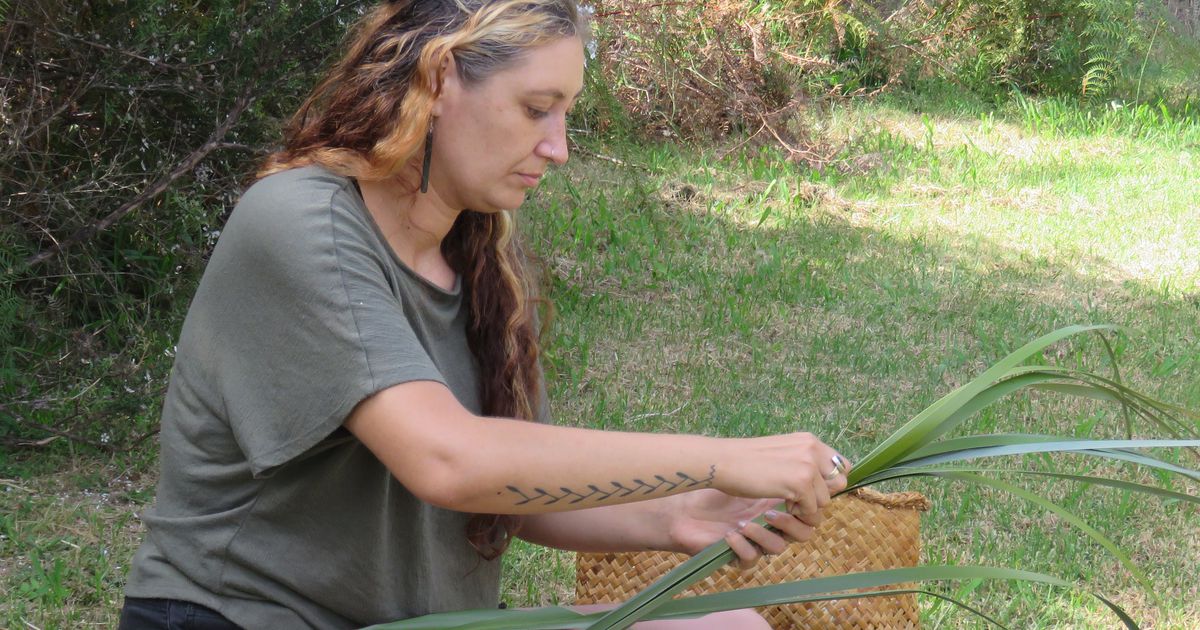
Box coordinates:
[811,472,832,515]
[727,513,818,571]
[727,519,798,570]
[724,529,762,571]
[737,432,851,525]
[788,479,821,526]
[762,509,815,544]
[819,450,852,494]
[738,521,788,555]
[788,439,853,527]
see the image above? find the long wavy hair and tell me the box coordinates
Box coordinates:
[259,0,588,560]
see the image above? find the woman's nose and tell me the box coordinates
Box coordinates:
[535,117,569,165]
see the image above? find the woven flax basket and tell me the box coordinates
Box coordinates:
[575,488,931,629]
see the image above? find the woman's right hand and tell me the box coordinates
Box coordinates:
[716,432,851,528]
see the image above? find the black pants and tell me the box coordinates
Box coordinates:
[118,597,243,630]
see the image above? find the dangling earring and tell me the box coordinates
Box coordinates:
[419,123,434,194]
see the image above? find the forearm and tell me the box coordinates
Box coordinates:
[517,498,683,553]
[444,417,722,515]
[348,381,841,519]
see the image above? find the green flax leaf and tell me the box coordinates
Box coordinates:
[851,325,1117,479]
[929,472,1156,600]
[370,566,1138,629]
[851,466,1200,505]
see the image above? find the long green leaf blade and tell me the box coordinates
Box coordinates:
[651,588,1010,628]
[648,565,1136,629]
[373,566,1137,630]
[931,472,1156,599]
[851,325,1116,478]
[877,433,1199,483]
[583,541,735,630]
[893,438,1200,475]
[849,467,1200,505]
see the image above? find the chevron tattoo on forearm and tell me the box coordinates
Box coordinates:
[505,465,716,506]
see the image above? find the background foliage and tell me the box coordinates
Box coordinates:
[1,0,364,448]
[3,0,1196,450]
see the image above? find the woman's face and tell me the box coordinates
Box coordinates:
[429,36,585,213]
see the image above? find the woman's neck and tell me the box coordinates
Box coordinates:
[358,176,460,290]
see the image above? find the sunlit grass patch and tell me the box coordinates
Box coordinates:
[826,101,1200,300]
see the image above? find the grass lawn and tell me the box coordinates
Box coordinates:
[3,94,1198,628]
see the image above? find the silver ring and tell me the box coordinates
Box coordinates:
[821,454,847,480]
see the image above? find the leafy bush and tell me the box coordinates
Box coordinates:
[577,0,1191,143]
[909,0,1156,98]
[0,0,359,449]
[581,1,881,143]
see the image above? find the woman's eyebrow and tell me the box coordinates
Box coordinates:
[526,87,586,100]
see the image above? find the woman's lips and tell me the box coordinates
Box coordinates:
[517,173,542,187]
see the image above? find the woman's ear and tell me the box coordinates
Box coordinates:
[430,54,460,118]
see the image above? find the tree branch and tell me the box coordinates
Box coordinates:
[22,85,256,269]
[1,399,161,453]
[14,0,362,271]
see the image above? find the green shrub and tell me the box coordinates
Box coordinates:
[579,0,1190,140]
[0,0,354,449]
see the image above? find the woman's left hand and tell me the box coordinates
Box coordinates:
[664,489,819,570]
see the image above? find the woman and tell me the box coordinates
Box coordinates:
[119,1,851,628]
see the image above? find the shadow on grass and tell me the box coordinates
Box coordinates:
[525,130,1200,627]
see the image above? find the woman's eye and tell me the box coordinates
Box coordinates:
[526,106,549,119]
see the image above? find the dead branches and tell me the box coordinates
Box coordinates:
[22,86,256,269]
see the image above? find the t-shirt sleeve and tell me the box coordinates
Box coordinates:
[186,172,443,477]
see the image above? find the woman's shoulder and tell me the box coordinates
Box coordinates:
[225,165,367,240]
[237,164,355,217]
[213,164,373,272]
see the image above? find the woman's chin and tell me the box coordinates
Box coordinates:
[480,192,528,213]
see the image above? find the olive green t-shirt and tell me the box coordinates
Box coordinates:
[125,165,510,628]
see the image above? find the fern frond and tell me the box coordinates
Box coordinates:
[843,14,872,48]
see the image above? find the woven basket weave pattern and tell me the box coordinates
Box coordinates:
[575,488,931,629]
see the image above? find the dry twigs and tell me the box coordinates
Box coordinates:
[22,86,256,269]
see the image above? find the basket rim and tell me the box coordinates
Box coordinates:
[849,487,931,511]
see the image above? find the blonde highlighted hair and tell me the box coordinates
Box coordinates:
[259,0,589,560]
